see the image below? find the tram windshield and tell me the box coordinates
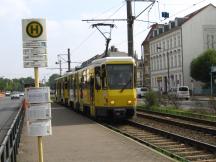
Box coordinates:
[106,64,133,89]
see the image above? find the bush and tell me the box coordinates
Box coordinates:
[144,91,159,108]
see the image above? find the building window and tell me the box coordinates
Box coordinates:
[163,54,166,69]
[170,38,172,49]
[178,54,181,66]
[157,56,159,70]
[174,37,176,47]
[159,55,162,70]
[171,55,173,68]
[167,40,169,49]
[179,74,182,85]
[163,41,165,50]
[174,55,177,67]
[154,57,157,71]
[178,35,181,47]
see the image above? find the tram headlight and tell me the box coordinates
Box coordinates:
[110,100,115,105]
[127,100,132,105]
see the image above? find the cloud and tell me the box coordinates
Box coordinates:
[0,0,31,20]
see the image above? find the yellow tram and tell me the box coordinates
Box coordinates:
[55,57,137,119]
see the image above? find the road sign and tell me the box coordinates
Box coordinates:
[25,87,50,103]
[23,48,46,55]
[27,103,51,121]
[22,19,47,41]
[27,120,52,136]
[23,41,47,48]
[24,55,47,62]
[24,61,48,68]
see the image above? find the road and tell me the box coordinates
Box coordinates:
[0,96,22,143]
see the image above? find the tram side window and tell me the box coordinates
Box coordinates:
[101,64,107,89]
[95,66,101,90]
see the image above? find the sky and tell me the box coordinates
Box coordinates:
[0,0,215,81]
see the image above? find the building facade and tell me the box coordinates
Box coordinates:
[144,4,216,92]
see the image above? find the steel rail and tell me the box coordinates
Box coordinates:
[104,120,216,162]
[136,112,216,135]
[127,120,216,153]
[0,104,25,162]
[137,108,216,126]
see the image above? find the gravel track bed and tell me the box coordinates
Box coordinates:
[134,117,216,146]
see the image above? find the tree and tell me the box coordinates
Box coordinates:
[48,74,60,90]
[190,49,216,83]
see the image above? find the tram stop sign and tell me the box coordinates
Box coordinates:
[22,19,47,41]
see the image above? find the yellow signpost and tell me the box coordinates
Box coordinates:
[34,67,44,162]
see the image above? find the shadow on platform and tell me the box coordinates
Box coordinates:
[51,103,95,127]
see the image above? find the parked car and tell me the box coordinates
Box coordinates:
[176,86,190,100]
[169,86,190,100]
[136,87,148,98]
[11,92,20,99]
[5,91,11,96]
[19,92,25,97]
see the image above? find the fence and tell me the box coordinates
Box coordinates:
[0,105,25,162]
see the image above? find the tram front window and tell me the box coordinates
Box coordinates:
[106,64,133,89]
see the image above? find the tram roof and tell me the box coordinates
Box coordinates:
[55,56,135,81]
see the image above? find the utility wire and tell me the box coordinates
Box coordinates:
[71,29,97,54]
[159,0,208,22]
[107,2,126,18]
[75,2,125,55]
[92,1,125,19]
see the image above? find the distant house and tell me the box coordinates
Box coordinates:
[142,4,216,93]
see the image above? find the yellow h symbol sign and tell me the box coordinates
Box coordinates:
[26,21,43,38]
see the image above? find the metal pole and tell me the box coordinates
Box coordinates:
[67,48,71,72]
[34,67,44,162]
[127,0,134,57]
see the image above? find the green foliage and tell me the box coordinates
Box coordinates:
[144,90,159,108]
[190,49,216,83]
[48,74,60,90]
[0,77,34,91]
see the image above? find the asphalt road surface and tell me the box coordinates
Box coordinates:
[0,96,22,143]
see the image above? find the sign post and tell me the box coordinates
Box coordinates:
[22,18,51,162]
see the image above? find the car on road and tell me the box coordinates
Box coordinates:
[19,92,25,97]
[169,86,190,100]
[5,91,11,96]
[11,92,20,99]
[136,87,148,98]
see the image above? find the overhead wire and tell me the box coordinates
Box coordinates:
[92,1,125,19]
[71,29,97,54]
[159,0,208,22]
[71,1,126,57]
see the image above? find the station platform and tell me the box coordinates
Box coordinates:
[17,103,175,162]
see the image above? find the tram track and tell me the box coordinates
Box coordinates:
[105,120,216,162]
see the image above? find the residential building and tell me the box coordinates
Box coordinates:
[143,4,216,92]
[141,24,164,89]
[136,58,144,87]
